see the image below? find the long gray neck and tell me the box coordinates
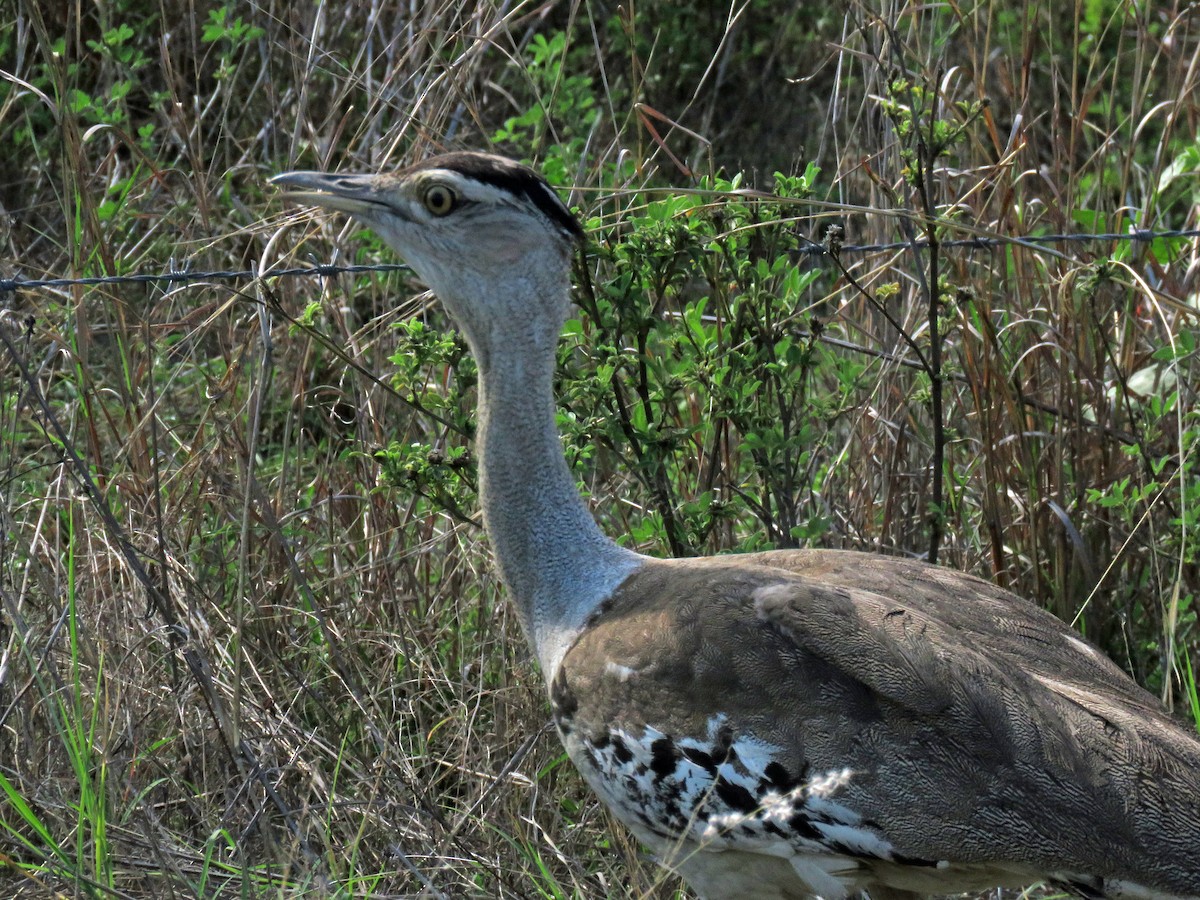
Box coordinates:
[469,301,641,679]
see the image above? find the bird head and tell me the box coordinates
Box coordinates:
[273,153,585,348]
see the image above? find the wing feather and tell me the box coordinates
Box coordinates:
[558,550,1200,895]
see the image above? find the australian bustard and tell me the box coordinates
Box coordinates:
[274,152,1200,900]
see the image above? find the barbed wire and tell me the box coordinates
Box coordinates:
[0,263,412,294]
[1,227,1197,295]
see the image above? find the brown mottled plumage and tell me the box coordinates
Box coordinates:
[555,551,1200,898]
[275,153,1200,900]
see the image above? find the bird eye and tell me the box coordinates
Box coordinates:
[422,184,457,216]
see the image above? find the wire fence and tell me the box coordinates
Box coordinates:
[2,228,1198,296]
[0,263,412,295]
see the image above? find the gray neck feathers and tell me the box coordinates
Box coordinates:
[464,265,641,678]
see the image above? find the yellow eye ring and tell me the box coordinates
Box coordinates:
[422,184,457,216]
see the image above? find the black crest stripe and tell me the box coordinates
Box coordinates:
[410,152,584,240]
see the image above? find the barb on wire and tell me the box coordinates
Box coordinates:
[0,227,1197,296]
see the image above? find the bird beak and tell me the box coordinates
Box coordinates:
[271,171,389,217]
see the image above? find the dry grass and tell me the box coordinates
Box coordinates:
[1,0,1198,897]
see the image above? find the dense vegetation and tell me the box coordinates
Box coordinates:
[0,0,1198,896]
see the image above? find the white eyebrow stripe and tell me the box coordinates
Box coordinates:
[416,165,581,238]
